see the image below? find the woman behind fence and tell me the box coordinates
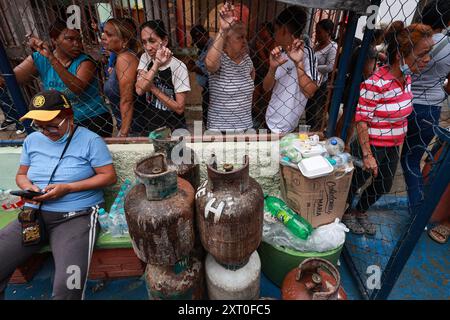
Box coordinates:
[0,90,117,300]
[343,23,434,235]
[400,0,450,230]
[305,19,337,132]
[136,20,190,133]
[0,19,113,137]
[102,18,149,137]
[204,2,255,133]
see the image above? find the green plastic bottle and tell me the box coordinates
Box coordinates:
[264,196,313,240]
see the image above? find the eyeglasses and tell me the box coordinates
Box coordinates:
[31,118,67,133]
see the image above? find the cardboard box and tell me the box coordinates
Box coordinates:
[280,164,354,228]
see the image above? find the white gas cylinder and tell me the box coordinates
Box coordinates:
[205,251,261,300]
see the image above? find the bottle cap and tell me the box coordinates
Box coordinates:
[331,139,337,145]
[327,158,337,166]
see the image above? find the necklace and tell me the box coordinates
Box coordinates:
[53,51,72,68]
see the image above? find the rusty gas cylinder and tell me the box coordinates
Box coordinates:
[145,255,205,300]
[124,153,195,265]
[281,258,347,300]
[149,127,200,190]
[196,155,264,266]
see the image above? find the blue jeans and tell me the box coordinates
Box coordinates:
[401,103,442,210]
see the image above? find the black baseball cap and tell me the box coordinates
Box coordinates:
[20,90,72,122]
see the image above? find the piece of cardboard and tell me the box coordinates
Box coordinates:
[280,164,354,228]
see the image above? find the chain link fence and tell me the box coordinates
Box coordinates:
[0,0,350,138]
[0,0,449,299]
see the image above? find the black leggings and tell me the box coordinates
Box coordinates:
[347,139,400,213]
[77,112,113,137]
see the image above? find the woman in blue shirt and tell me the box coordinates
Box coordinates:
[102,18,148,137]
[0,90,117,300]
[2,19,113,137]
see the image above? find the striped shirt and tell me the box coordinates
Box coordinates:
[265,46,318,133]
[355,66,413,147]
[208,53,254,131]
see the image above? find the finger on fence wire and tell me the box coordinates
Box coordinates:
[0,0,449,299]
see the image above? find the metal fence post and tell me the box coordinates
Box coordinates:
[340,0,381,142]
[326,11,358,137]
[0,40,32,133]
[371,126,450,300]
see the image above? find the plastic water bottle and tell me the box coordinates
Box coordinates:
[110,203,119,216]
[264,196,313,240]
[325,137,345,156]
[109,212,123,237]
[118,208,129,234]
[98,208,110,231]
[120,179,132,192]
[350,156,364,168]
[329,152,363,169]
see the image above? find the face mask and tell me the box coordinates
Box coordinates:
[444,27,450,36]
[400,58,412,76]
[55,122,71,143]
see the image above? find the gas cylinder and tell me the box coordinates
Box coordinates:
[205,251,261,300]
[145,255,205,300]
[124,154,195,265]
[281,258,347,300]
[196,155,264,266]
[149,127,200,190]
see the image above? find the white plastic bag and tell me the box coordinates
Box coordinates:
[263,215,348,253]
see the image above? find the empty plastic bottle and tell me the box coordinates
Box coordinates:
[110,203,119,216]
[118,208,129,234]
[325,137,345,156]
[98,208,110,231]
[109,212,123,237]
[264,196,313,240]
[329,152,363,169]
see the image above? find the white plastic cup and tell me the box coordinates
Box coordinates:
[298,125,311,134]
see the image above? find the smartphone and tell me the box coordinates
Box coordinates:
[10,190,45,199]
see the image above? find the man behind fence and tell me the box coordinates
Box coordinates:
[262,6,319,134]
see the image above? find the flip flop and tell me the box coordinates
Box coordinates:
[356,213,377,236]
[428,224,449,244]
[342,214,365,235]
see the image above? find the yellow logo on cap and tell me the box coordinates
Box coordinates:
[32,95,46,108]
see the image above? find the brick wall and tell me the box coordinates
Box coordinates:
[88,248,145,280]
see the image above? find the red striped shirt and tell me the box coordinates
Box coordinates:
[355,66,413,147]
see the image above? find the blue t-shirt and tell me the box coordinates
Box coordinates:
[32,52,109,122]
[20,127,113,212]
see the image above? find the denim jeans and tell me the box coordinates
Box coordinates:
[400,103,442,210]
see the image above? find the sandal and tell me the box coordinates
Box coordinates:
[342,213,365,235]
[356,213,377,236]
[428,224,449,244]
